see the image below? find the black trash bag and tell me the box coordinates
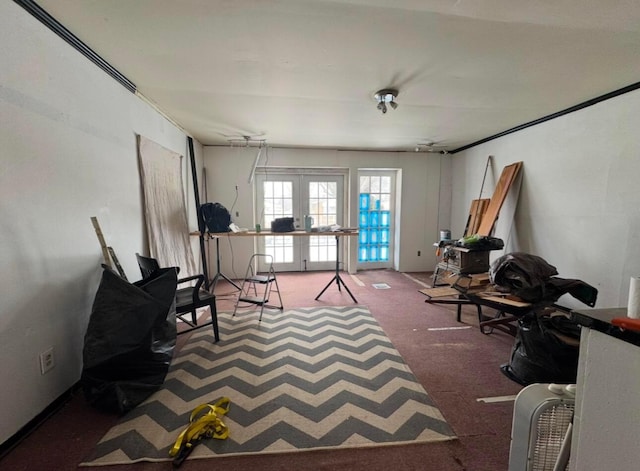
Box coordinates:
[81,266,178,414]
[489,252,559,302]
[501,313,580,386]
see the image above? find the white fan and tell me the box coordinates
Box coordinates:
[217,131,266,147]
[414,140,449,154]
[509,383,575,471]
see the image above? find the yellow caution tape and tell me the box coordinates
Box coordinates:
[169,397,231,459]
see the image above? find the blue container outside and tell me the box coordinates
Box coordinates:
[359,193,369,210]
[380,211,390,227]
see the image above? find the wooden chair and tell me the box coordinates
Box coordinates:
[135,253,219,341]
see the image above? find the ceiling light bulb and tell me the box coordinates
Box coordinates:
[389,101,398,110]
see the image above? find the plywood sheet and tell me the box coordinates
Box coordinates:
[478,295,530,308]
[419,287,460,298]
[477,162,523,236]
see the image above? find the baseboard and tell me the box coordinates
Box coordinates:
[0,382,81,460]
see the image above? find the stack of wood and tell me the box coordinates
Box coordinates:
[464,161,523,238]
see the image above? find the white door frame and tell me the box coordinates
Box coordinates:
[356,169,397,270]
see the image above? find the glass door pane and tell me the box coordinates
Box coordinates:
[255,175,301,272]
[303,176,343,271]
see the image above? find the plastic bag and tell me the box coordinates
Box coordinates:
[81,266,177,414]
[501,313,580,386]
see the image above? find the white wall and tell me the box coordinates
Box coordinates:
[0,2,204,443]
[202,146,446,276]
[450,90,640,309]
[5,0,637,450]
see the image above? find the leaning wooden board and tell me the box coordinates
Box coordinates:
[464,198,490,236]
[477,162,523,236]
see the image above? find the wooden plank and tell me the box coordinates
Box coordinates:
[464,198,490,236]
[477,162,523,236]
[478,295,530,308]
[451,273,491,287]
[192,230,359,237]
[108,246,128,280]
[91,216,112,268]
[419,287,460,298]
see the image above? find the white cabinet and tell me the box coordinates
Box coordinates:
[569,316,640,471]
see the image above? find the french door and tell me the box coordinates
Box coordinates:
[254,171,345,272]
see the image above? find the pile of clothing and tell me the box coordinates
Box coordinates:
[488,252,598,385]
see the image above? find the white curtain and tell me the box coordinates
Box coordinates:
[137,134,197,276]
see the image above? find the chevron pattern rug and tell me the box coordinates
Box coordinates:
[80,306,455,466]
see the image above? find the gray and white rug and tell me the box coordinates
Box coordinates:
[80,306,455,466]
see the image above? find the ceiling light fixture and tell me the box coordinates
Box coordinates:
[374,88,398,114]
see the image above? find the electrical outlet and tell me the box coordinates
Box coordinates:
[39,347,55,375]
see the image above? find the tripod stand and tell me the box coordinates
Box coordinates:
[208,237,241,292]
[315,234,358,303]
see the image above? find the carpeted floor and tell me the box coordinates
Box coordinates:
[2,269,524,471]
[80,306,455,466]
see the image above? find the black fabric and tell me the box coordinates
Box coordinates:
[271,217,295,233]
[489,252,559,302]
[502,313,580,386]
[543,277,598,307]
[200,202,231,233]
[81,266,177,414]
[489,252,598,305]
[489,252,599,386]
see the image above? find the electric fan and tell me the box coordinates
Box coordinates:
[509,383,575,471]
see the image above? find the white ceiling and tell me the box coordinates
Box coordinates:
[34,0,640,153]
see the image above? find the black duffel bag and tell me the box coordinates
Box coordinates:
[271,217,295,232]
[200,202,231,233]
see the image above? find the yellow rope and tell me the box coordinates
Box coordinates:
[169,397,231,459]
